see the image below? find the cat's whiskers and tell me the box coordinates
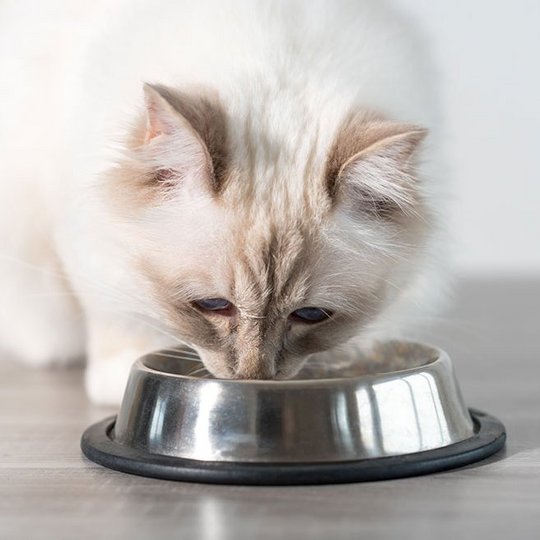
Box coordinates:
[152,350,200,361]
[151,351,201,362]
[186,366,211,377]
[0,252,149,315]
[159,348,200,359]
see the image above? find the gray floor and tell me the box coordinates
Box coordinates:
[1,278,539,540]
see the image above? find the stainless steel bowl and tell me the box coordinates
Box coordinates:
[81,341,506,484]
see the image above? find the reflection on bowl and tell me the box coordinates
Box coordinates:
[112,341,474,463]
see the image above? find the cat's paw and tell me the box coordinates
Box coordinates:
[0,261,84,367]
[85,350,141,406]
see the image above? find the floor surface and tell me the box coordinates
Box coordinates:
[1,278,539,539]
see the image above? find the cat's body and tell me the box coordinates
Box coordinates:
[0,0,448,404]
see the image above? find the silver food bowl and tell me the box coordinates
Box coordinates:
[81,341,505,484]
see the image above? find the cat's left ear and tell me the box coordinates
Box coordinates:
[326,121,427,219]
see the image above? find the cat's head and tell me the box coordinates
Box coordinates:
[102,83,430,379]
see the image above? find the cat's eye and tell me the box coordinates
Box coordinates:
[289,307,333,324]
[193,298,234,315]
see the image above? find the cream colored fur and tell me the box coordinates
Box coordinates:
[0,0,449,405]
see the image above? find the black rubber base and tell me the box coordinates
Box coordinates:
[81,408,505,485]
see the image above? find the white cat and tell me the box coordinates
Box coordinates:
[0,0,448,405]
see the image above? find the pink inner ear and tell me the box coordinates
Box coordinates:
[145,118,161,142]
[144,106,172,143]
[143,84,182,143]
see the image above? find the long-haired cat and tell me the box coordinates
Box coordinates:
[0,0,448,404]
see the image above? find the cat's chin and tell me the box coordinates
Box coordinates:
[274,361,309,381]
[194,352,235,380]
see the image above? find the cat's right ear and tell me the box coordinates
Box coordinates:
[141,83,214,192]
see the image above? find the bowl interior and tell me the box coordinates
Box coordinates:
[142,341,439,381]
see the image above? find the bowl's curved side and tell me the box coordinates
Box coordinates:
[113,343,474,463]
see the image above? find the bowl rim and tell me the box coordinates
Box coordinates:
[135,340,446,387]
[81,408,506,485]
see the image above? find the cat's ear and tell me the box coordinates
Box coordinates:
[142,83,212,189]
[143,83,194,142]
[139,83,227,195]
[327,122,427,219]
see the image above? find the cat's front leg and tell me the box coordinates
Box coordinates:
[85,315,173,406]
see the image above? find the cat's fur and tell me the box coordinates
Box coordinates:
[0,0,448,404]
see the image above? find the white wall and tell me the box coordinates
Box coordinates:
[395,0,540,275]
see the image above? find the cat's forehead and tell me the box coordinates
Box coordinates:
[222,131,332,217]
[227,216,320,310]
